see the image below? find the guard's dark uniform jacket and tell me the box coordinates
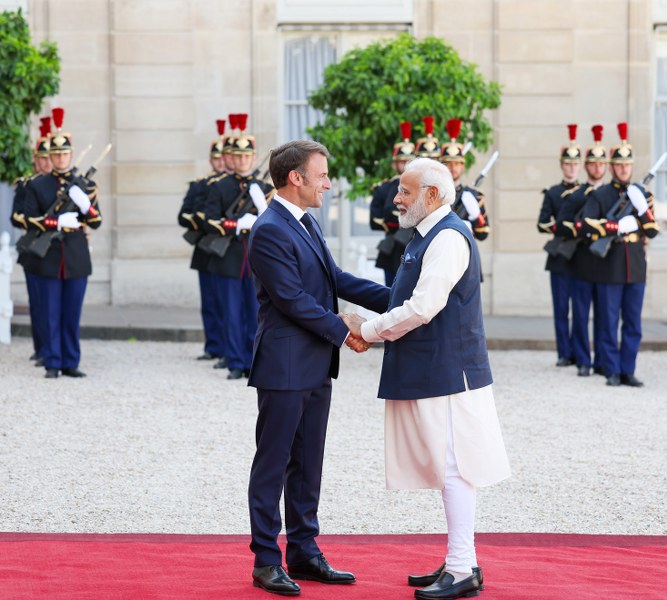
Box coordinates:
[178,171,226,272]
[202,173,274,278]
[11,175,43,271]
[554,183,599,280]
[537,180,579,274]
[451,184,490,241]
[370,176,406,274]
[581,181,658,284]
[23,170,102,279]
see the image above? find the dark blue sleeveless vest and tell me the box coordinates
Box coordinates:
[377,211,493,400]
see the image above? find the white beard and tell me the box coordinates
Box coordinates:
[398,190,429,229]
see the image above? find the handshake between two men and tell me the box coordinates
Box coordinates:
[339,312,370,353]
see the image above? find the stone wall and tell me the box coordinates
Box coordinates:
[8,0,666,318]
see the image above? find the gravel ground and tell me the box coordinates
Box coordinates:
[0,338,665,536]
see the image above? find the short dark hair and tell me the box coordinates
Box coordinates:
[269,140,329,188]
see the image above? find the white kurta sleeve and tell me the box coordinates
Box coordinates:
[361,229,470,343]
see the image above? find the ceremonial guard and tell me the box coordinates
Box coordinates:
[178,119,229,364]
[537,124,581,367]
[370,121,415,286]
[440,118,490,242]
[203,114,274,379]
[554,125,608,376]
[580,123,659,387]
[22,108,102,378]
[10,117,53,364]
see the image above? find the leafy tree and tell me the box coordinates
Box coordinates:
[307,33,501,198]
[0,9,60,183]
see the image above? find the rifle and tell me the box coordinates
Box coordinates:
[556,202,588,260]
[29,144,110,258]
[453,151,498,220]
[588,192,631,258]
[198,175,267,258]
[588,155,664,259]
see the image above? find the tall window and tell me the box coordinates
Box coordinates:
[283,35,338,236]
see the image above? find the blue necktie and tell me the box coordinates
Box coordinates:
[301,213,330,269]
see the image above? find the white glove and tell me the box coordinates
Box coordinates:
[57,212,82,230]
[248,183,268,215]
[618,215,639,234]
[236,213,258,234]
[626,184,648,216]
[68,185,91,214]
[461,190,481,221]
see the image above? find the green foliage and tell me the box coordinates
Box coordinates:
[307,34,501,199]
[0,9,60,183]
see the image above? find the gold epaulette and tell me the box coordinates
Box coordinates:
[584,186,595,196]
[207,173,227,185]
[561,186,580,197]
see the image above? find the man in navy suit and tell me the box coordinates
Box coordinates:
[247,140,389,595]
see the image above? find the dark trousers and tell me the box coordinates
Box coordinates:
[549,271,573,360]
[571,278,603,369]
[221,274,258,370]
[24,270,45,357]
[596,282,645,377]
[198,271,226,358]
[383,269,396,287]
[36,275,87,370]
[248,381,332,567]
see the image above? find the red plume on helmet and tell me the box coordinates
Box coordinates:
[216,119,226,136]
[52,107,65,130]
[399,122,412,141]
[617,122,628,142]
[446,119,462,142]
[591,124,603,143]
[237,113,248,132]
[567,123,577,143]
[40,116,52,134]
[423,115,435,136]
[228,114,238,131]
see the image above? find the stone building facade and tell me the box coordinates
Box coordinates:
[5,0,667,318]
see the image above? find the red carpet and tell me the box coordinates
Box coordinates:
[1,533,665,599]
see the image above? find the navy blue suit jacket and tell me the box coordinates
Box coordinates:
[248,200,389,391]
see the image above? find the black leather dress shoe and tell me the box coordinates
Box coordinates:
[556,357,575,367]
[414,571,481,599]
[593,366,605,376]
[45,368,59,379]
[212,357,227,369]
[34,357,44,367]
[252,565,300,596]
[61,368,86,378]
[196,352,216,361]
[29,352,38,360]
[577,365,590,377]
[408,564,483,590]
[243,368,251,378]
[288,553,356,584]
[621,374,644,387]
[606,374,621,386]
[227,368,244,380]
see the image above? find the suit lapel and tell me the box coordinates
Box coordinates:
[271,202,335,284]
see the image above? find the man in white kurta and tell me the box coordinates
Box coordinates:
[344,158,510,600]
